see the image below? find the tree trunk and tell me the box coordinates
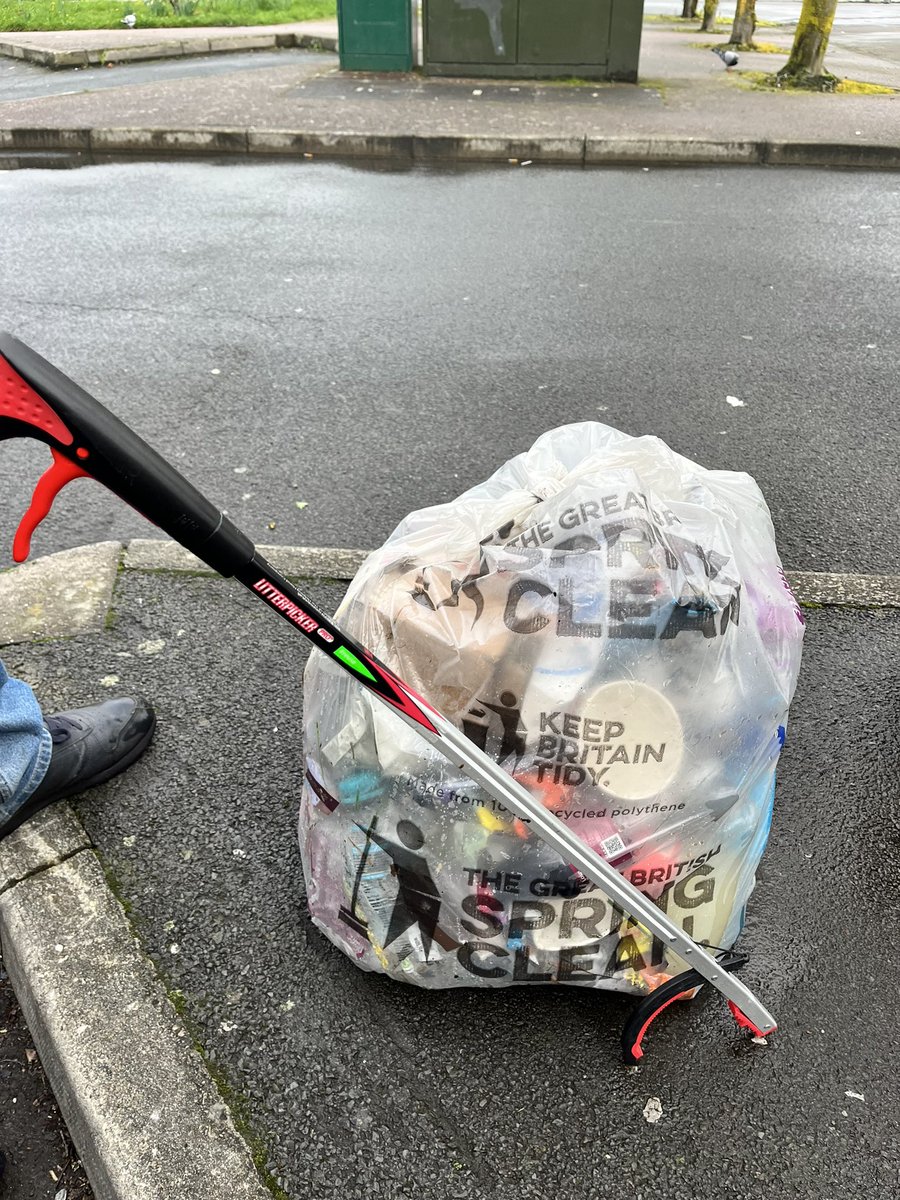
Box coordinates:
[777,0,839,84]
[681,0,699,17]
[729,0,757,48]
[700,0,720,34]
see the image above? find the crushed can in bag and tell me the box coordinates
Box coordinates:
[299,423,803,996]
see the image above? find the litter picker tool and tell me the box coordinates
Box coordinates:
[0,332,777,1061]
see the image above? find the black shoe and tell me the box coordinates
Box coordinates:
[0,697,156,841]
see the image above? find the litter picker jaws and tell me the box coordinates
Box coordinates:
[0,332,777,1062]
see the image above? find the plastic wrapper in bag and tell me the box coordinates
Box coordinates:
[299,423,804,995]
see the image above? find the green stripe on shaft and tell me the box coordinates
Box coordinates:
[334,644,377,681]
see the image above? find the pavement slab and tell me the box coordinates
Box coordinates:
[0,540,121,645]
[0,805,92,895]
[1,542,898,1199]
[0,27,897,164]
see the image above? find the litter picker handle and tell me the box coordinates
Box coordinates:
[0,332,255,576]
[0,331,446,739]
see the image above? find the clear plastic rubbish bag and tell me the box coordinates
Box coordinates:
[299,423,804,995]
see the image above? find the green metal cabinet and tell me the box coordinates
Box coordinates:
[423,0,644,81]
[338,0,413,72]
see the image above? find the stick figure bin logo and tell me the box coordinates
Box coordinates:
[340,817,458,958]
[462,691,527,763]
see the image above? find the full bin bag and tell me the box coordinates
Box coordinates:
[299,423,804,995]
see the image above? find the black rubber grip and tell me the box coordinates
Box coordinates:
[0,332,255,577]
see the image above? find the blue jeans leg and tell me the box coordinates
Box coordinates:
[0,659,52,825]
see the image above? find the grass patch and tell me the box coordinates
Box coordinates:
[636,76,669,97]
[201,1049,292,1200]
[0,0,335,32]
[680,21,731,34]
[836,78,896,96]
[738,70,785,90]
[741,69,896,95]
[644,12,779,30]
[541,76,613,88]
[739,69,795,91]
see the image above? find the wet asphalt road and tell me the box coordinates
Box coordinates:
[3,574,898,1200]
[0,161,898,575]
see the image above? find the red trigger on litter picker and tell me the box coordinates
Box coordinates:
[13,447,92,564]
[1,353,93,562]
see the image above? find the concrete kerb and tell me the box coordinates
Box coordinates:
[245,130,586,163]
[0,811,272,1200]
[0,30,337,69]
[1,538,899,1199]
[0,121,890,169]
[122,536,370,580]
[786,570,900,607]
[585,137,765,165]
[0,151,85,170]
[90,126,250,154]
[0,127,91,151]
[295,33,338,53]
[763,140,900,169]
[2,127,900,169]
